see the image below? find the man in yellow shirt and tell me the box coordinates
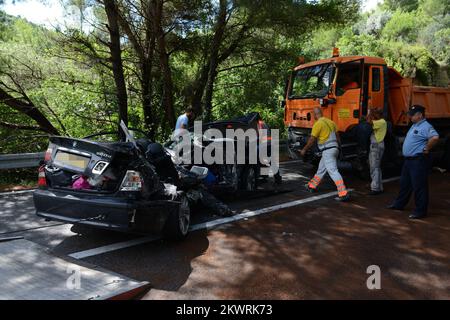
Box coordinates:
[300,107,350,201]
[367,108,387,195]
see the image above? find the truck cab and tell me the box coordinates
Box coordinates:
[284,48,450,173]
[284,49,390,168]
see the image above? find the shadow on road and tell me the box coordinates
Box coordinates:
[80,228,210,292]
[189,173,450,299]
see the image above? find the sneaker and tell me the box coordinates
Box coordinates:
[409,213,427,220]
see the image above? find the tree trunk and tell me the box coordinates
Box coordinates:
[143,3,157,138]
[116,2,157,138]
[104,0,128,127]
[190,63,210,117]
[141,58,156,139]
[152,0,175,128]
[203,0,228,122]
[0,88,59,135]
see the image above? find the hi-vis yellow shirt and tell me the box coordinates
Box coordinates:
[372,119,387,143]
[311,117,337,144]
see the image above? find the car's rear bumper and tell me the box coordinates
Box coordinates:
[33,189,175,233]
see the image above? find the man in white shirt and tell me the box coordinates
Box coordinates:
[175,107,194,131]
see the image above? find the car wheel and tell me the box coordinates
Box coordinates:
[241,166,257,191]
[274,172,282,185]
[163,193,190,240]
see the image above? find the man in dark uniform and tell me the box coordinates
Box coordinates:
[387,105,439,219]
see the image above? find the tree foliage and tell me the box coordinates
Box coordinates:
[304,0,449,86]
[0,0,448,155]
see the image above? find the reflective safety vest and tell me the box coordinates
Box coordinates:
[317,122,339,151]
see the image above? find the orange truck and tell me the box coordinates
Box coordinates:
[283,48,450,174]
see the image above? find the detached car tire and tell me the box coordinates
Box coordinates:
[163,193,191,240]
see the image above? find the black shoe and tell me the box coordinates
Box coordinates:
[386,204,403,211]
[305,184,317,193]
[409,213,427,220]
[335,194,350,202]
[368,190,383,196]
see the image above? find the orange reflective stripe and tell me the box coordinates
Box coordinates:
[338,190,348,197]
[309,175,321,189]
[309,180,318,188]
[308,182,317,189]
[335,180,347,196]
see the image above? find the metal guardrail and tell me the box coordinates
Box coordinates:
[0,152,45,170]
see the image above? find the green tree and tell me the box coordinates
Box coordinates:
[382,10,427,43]
[384,0,419,12]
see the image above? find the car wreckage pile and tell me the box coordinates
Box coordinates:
[34,113,277,240]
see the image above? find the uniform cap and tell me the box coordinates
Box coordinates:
[408,105,425,116]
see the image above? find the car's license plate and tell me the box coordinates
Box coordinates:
[54,151,90,171]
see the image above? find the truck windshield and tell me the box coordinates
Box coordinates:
[289,64,333,99]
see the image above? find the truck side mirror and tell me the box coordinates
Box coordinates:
[319,98,336,107]
[280,100,286,109]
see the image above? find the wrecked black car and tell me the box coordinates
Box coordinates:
[164,112,281,192]
[33,123,232,240]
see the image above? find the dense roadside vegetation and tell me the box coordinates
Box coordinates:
[0,0,448,157]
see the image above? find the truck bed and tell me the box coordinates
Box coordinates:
[388,68,450,127]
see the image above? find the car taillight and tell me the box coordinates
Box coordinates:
[38,166,47,187]
[120,171,142,191]
[44,147,53,161]
[257,120,264,130]
[257,120,271,142]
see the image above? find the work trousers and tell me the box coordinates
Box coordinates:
[308,147,348,197]
[369,140,385,192]
[393,156,430,216]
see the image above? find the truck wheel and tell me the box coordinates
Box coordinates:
[163,194,190,240]
[240,166,257,191]
[287,146,301,160]
[352,158,370,181]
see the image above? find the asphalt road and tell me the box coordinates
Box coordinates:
[0,161,449,299]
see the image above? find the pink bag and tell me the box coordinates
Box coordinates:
[72,176,92,190]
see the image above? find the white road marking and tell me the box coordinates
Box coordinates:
[189,189,354,232]
[69,236,160,260]
[0,189,35,196]
[68,176,402,260]
[382,176,401,183]
[281,172,310,180]
[69,189,351,260]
